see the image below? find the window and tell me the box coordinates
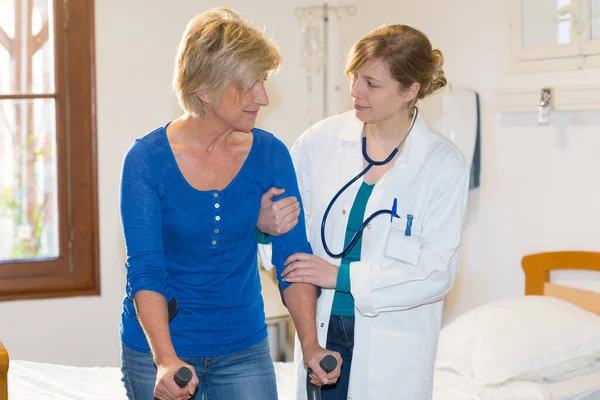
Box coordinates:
[510,0,600,72]
[0,0,98,301]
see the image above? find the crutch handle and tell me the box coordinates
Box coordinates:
[174,366,193,388]
[307,355,338,400]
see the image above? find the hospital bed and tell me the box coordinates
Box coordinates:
[433,251,600,400]
[2,251,600,400]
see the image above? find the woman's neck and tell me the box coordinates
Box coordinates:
[365,109,415,148]
[170,113,236,151]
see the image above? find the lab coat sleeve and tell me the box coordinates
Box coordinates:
[289,128,312,221]
[350,164,469,317]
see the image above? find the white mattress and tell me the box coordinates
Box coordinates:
[9,360,600,400]
[9,360,126,399]
[433,368,600,400]
[8,360,296,400]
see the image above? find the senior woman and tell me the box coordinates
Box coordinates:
[119,8,341,400]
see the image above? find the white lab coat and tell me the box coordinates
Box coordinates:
[260,110,469,400]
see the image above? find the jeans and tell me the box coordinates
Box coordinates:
[322,315,355,400]
[120,338,278,400]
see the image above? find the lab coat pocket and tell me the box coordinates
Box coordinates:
[384,218,423,266]
[369,330,433,399]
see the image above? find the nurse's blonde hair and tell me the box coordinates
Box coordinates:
[346,25,447,111]
[172,8,281,117]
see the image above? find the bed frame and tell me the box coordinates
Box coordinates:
[522,251,600,315]
[1,251,599,400]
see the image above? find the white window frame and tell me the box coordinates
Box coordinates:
[583,0,600,54]
[509,0,600,73]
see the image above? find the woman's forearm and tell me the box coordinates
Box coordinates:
[282,283,318,350]
[134,290,177,364]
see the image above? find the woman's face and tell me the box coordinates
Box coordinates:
[350,59,412,123]
[213,76,269,131]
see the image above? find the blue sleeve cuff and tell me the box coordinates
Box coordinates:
[336,261,351,293]
[125,256,168,300]
[127,277,168,300]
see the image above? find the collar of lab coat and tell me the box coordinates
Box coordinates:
[337,112,429,166]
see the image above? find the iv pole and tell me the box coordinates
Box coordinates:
[296,3,357,119]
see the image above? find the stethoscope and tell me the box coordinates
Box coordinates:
[321,107,419,259]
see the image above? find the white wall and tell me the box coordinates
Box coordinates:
[2,0,599,367]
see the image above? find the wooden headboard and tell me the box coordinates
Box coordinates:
[0,341,7,400]
[522,251,600,315]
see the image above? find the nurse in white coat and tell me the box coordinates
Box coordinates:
[265,25,469,399]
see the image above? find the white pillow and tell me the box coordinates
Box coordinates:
[435,296,600,385]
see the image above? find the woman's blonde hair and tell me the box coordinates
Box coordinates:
[173,8,281,117]
[346,25,447,110]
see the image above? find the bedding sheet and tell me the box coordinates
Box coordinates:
[11,359,600,400]
[8,360,296,399]
[433,368,600,400]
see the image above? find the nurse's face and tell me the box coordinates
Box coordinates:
[350,59,417,123]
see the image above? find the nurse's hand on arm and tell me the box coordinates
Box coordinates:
[282,253,339,289]
[256,187,301,235]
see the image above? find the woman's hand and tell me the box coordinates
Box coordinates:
[154,356,199,400]
[302,342,343,386]
[256,187,300,236]
[282,253,339,289]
